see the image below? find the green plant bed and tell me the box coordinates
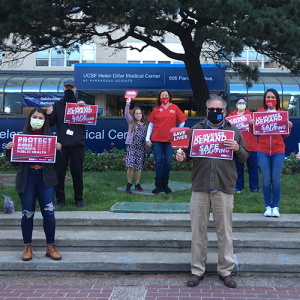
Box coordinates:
[1,170,300,214]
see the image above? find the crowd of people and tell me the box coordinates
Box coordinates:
[6,84,294,288]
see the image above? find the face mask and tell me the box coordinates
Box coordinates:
[30,118,45,130]
[135,114,142,121]
[160,96,169,105]
[207,111,224,124]
[237,104,246,111]
[266,99,277,109]
[64,89,75,102]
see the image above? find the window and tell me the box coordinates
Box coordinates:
[35,44,95,67]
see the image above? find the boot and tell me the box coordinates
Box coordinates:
[46,243,62,260]
[22,243,32,261]
[163,177,172,193]
[152,177,164,194]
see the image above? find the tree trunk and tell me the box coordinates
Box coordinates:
[184,53,210,116]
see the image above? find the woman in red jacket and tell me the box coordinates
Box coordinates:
[256,89,293,218]
[228,97,259,194]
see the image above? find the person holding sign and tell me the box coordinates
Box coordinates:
[6,108,62,261]
[124,98,148,193]
[176,95,249,289]
[47,80,86,208]
[255,89,293,218]
[146,89,187,194]
[227,97,259,194]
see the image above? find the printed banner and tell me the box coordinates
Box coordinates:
[253,111,289,135]
[170,127,191,149]
[64,103,98,125]
[11,134,57,163]
[22,93,64,107]
[190,129,235,160]
[226,114,251,132]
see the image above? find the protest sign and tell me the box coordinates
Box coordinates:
[253,111,289,135]
[64,103,98,125]
[226,114,251,132]
[190,129,235,160]
[170,127,191,149]
[11,134,57,163]
[125,90,139,98]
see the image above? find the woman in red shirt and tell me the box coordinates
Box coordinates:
[256,89,293,218]
[146,89,187,194]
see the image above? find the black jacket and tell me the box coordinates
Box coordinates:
[6,150,58,193]
[48,96,85,148]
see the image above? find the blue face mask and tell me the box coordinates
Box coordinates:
[207,111,224,124]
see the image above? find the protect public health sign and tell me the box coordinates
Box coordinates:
[190,129,235,160]
[11,134,57,163]
[226,114,251,132]
[253,111,289,135]
[64,103,98,125]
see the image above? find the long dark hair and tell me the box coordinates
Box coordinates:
[23,107,53,135]
[129,107,148,133]
[154,89,173,108]
[263,88,281,110]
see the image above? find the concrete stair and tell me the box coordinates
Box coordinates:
[0,211,299,276]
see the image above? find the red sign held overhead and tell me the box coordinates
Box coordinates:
[11,134,57,163]
[125,90,139,98]
[226,114,251,132]
[170,127,191,149]
[190,129,235,160]
[253,111,289,135]
[64,103,98,125]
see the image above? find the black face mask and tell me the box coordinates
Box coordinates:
[64,89,75,102]
[207,111,224,124]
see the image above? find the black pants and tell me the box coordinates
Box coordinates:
[55,146,85,204]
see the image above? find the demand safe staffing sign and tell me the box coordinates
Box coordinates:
[190,129,234,160]
[64,103,98,125]
[11,134,57,163]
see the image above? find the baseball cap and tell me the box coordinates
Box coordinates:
[236,97,246,103]
[64,80,76,87]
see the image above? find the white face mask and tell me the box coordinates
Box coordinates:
[237,104,246,111]
[30,118,45,130]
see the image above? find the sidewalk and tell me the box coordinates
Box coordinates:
[0,273,299,300]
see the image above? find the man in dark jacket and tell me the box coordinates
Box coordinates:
[47,80,86,208]
[176,95,249,289]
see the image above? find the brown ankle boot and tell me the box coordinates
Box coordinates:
[46,243,62,260]
[22,243,32,261]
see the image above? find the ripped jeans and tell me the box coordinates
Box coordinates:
[18,168,56,244]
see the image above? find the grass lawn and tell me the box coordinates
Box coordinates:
[1,170,300,214]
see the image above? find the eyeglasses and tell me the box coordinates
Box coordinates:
[207,108,224,113]
[237,102,246,105]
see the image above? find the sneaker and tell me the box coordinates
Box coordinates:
[76,201,86,208]
[135,183,143,192]
[126,183,132,193]
[252,189,259,194]
[264,206,272,217]
[235,189,241,194]
[272,207,280,217]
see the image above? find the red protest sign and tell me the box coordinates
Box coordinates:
[11,134,57,163]
[64,103,98,125]
[170,127,191,149]
[125,90,139,98]
[226,114,251,132]
[190,129,235,160]
[253,111,289,135]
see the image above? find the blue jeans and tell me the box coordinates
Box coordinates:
[18,168,56,244]
[152,142,174,177]
[235,151,259,191]
[257,151,285,208]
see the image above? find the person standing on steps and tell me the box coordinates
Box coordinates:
[124,98,148,193]
[227,97,259,194]
[176,95,249,289]
[146,89,187,194]
[6,108,62,261]
[47,80,86,208]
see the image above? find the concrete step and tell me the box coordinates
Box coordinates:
[0,229,299,251]
[0,250,299,277]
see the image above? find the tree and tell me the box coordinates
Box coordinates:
[1,0,300,115]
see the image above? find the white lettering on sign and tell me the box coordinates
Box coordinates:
[193,132,226,144]
[17,136,53,144]
[261,123,286,133]
[173,130,188,141]
[255,113,283,125]
[199,143,229,155]
[230,115,248,124]
[67,106,93,115]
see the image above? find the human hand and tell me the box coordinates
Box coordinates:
[288,121,293,128]
[55,142,62,151]
[249,119,254,124]
[224,139,240,152]
[296,153,300,160]
[77,101,85,106]
[146,141,152,147]
[176,149,186,162]
[47,103,53,115]
[6,142,14,150]
[126,98,131,104]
